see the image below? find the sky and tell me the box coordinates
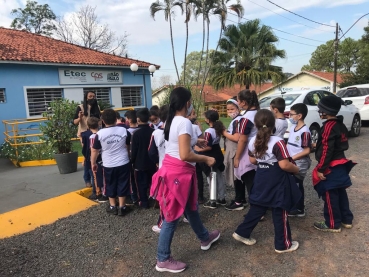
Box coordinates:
[1,0,369,87]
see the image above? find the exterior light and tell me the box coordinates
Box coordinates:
[130,63,138,72]
[148,65,156,73]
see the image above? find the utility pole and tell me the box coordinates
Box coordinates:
[333,23,339,93]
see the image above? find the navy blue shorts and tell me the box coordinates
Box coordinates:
[103,163,131,198]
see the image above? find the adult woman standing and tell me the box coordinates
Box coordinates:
[73,91,101,137]
[150,87,220,273]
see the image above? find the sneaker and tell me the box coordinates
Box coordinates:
[183,217,189,223]
[203,200,217,209]
[88,194,98,201]
[225,201,244,211]
[341,222,353,229]
[155,257,187,273]
[275,241,299,253]
[288,209,305,217]
[201,230,220,250]
[217,199,227,206]
[97,195,109,203]
[106,205,118,215]
[232,232,256,246]
[242,200,249,207]
[314,221,341,233]
[117,206,131,216]
[152,225,161,233]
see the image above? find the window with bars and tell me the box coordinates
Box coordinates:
[27,88,63,116]
[0,89,5,103]
[83,87,111,104]
[121,87,142,107]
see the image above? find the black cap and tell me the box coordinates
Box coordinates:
[318,95,341,116]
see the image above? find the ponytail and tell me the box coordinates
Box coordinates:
[252,109,275,159]
[164,104,176,141]
[213,120,225,137]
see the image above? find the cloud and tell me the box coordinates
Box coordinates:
[0,0,25,28]
[328,0,369,8]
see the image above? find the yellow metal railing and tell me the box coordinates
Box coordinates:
[2,107,135,162]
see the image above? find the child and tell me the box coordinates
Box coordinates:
[148,105,169,233]
[116,111,127,128]
[150,105,164,129]
[270,97,288,139]
[222,99,242,210]
[187,108,205,203]
[91,109,131,216]
[313,95,355,232]
[131,108,156,209]
[125,110,139,204]
[227,90,259,211]
[85,117,108,202]
[80,127,93,188]
[233,109,301,253]
[195,110,226,209]
[287,103,312,217]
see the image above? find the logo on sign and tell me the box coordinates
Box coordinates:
[107,72,120,81]
[91,72,103,81]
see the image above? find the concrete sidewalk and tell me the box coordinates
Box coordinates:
[0,158,88,214]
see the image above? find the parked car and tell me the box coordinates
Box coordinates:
[336,84,369,121]
[259,89,361,142]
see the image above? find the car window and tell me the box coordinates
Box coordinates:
[320,90,332,98]
[345,88,362,97]
[336,89,346,97]
[304,91,321,106]
[358,88,369,96]
[259,94,300,108]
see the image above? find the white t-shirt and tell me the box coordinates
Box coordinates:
[165,116,196,166]
[152,128,166,168]
[204,127,220,146]
[93,126,130,168]
[287,125,311,157]
[274,118,288,139]
[249,135,291,164]
[192,124,203,138]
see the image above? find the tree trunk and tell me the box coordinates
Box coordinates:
[200,18,211,96]
[196,6,206,88]
[183,4,189,85]
[169,14,180,83]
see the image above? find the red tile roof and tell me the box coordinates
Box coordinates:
[0,27,159,68]
[306,71,344,84]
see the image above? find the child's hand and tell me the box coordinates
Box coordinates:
[92,163,98,173]
[196,139,207,148]
[206,157,216,167]
[234,157,239,168]
[317,171,326,180]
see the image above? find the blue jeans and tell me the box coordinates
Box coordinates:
[83,166,94,187]
[157,203,209,262]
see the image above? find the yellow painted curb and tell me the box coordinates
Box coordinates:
[0,188,96,239]
[11,157,84,167]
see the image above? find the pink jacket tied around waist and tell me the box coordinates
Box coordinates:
[150,154,198,222]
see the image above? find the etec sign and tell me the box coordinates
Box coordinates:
[58,69,122,85]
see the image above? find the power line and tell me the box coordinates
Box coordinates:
[272,27,326,43]
[246,0,334,33]
[339,12,369,39]
[266,0,335,27]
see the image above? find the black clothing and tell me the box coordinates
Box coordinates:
[73,106,101,120]
[131,124,156,171]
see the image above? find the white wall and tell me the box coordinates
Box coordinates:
[63,88,83,103]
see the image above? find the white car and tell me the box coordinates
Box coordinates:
[259,89,361,142]
[336,84,369,121]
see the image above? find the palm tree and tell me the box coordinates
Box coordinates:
[182,0,194,85]
[209,19,286,90]
[150,0,183,83]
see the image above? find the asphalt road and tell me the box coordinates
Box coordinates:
[0,126,368,277]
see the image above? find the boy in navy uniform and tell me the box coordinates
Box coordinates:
[91,109,132,216]
[131,108,156,209]
[313,95,355,232]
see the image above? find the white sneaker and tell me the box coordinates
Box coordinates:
[183,217,189,223]
[152,225,161,234]
[232,232,256,245]
[275,241,299,253]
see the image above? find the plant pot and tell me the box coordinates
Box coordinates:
[54,152,78,174]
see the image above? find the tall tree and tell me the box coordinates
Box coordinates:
[55,5,128,56]
[301,40,335,72]
[180,50,213,84]
[10,0,56,36]
[150,0,183,83]
[209,19,286,90]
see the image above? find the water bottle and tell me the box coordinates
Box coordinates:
[209,168,217,202]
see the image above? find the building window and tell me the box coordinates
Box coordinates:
[27,88,63,116]
[0,89,5,103]
[83,87,111,104]
[121,87,142,107]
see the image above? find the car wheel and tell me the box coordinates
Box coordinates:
[350,114,361,137]
[309,124,320,144]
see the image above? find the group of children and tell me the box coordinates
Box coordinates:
[80,89,355,255]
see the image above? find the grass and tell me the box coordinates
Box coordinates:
[72,140,83,156]
[199,117,232,131]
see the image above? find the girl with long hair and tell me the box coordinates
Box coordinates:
[233,109,301,253]
[226,90,259,211]
[150,87,220,273]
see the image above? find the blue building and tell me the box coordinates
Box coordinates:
[0,27,159,142]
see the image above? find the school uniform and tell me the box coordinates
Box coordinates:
[287,124,312,212]
[92,126,131,198]
[313,117,355,229]
[201,127,226,200]
[81,129,94,187]
[191,124,205,200]
[234,136,301,251]
[89,132,103,195]
[127,126,139,202]
[234,110,257,202]
[148,127,166,168]
[150,121,164,130]
[274,118,288,139]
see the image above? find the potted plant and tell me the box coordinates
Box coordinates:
[40,98,79,174]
